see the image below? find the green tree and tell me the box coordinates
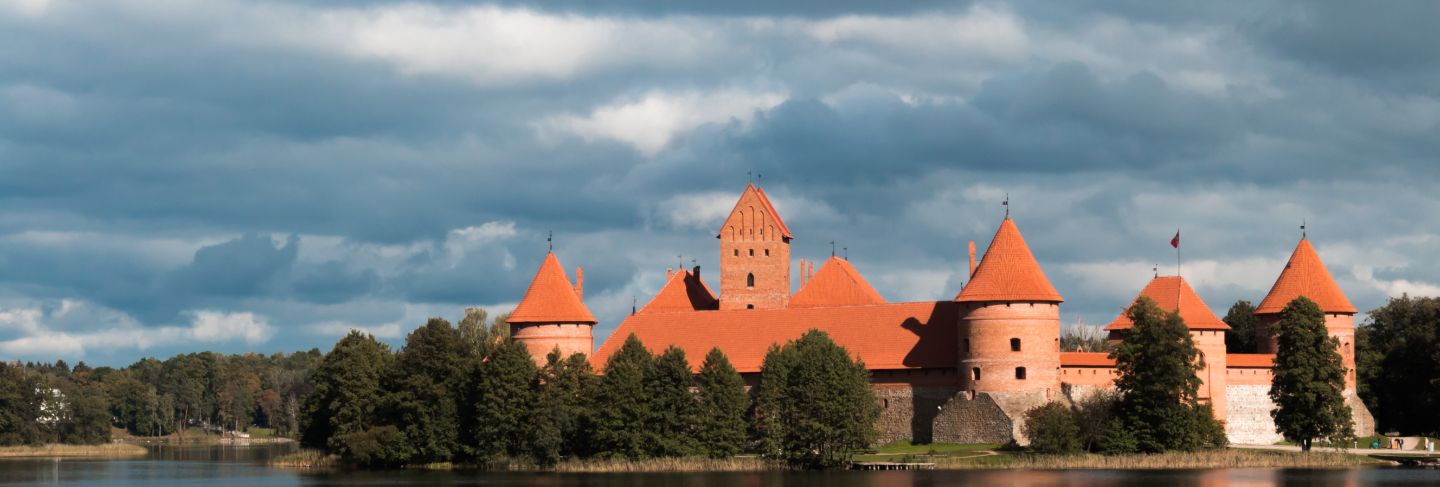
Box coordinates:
[469,338,538,463]
[390,317,468,463]
[644,346,699,457]
[531,349,595,466]
[756,329,878,468]
[589,334,652,459]
[1355,295,1440,435]
[1110,297,1226,453]
[1072,389,1119,452]
[0,362,42,446]
[1022,402,1082,454]
[58,379,110,444]
[1270,296,1353,451]
[300,331,392,455]
[694,348,748,458]
[1223,300,1260,353]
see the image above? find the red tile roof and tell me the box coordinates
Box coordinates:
[717,184,793,240]
[955,218,1063,303]
[1226,354,1275,368]
[1105,276,1229,331]
[1060,352,1115,367]
[592,301,959,373]
[637,269,719,314]
[508,252,597,324]
[791,257,886,308]
[1256,238,1356,314]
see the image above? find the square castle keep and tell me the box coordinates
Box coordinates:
[506,184,1376,445]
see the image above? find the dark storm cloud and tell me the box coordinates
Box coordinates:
[1,0,1437,364]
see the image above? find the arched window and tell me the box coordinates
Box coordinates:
[747,273,755,288]
[1010,338,1021,352]
[1015,367,1027,380]
[971,367,981,381]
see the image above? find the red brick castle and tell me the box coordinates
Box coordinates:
[507,184,1375,445]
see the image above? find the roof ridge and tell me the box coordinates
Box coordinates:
[1105,275,1228,330]
[791,256,886,308]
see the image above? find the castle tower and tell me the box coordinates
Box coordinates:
[1254,237,1358,391]
[1104,276,1230,419]
[717,183,793,310]
[955,217,1063,399]
[508,252,597,365]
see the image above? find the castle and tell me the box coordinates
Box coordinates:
[506,184,1376,445]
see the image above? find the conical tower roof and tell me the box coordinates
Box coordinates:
[509,252,597,323]
[791,257,886,308]
[638,268,719,314]
[956,218,1063,302]
[1256,238,1356,314]
[1105,276,1228,331]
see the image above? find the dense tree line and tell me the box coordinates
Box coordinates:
[301,314,876,469]
[1357,295,1440,435]
[0,348,318,446]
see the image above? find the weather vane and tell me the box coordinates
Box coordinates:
[1301,218,1307,239]
[547,231,553,252]
[1003,193,1010,217]
[830,240,836,257]
[1153,264,1158,278]
[843,247,848,260]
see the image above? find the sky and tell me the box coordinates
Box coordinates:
[2,0,1439,366]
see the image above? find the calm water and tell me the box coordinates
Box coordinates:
[2,444,1439,486]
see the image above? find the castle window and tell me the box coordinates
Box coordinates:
[746,304,754,310]
[747,273,755,288]
[733,249,739,257]
[971,367,981,381]
[1010,338,1021,352]
[963,339,970,354]
[749,249,755,256]
[765,249,770,256]
[1015,367,1027,380]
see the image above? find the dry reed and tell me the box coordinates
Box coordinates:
[268,449,340,468]
[940,449,1378,470]
[547,456,776,472]
[0,443,148,458]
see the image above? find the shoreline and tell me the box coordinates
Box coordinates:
[0,443,149,458]
[268,447,1388,472]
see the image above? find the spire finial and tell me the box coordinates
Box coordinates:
[843,247,848,260]
[830,240,836,257]
[677,254,683,270]
[631,295,636,315]
[1301,218,1307,239]
[1153,264,1158,278]
[747,170,753,184]
[547,231,553,252]
[1003,193,1010,218]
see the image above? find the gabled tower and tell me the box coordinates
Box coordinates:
[1105,276,1230,419]
[955,217,1063,399]
[509,252,597,365]
[1255,237,1358,390]
[717,184,793,310]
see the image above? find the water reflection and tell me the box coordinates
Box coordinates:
[0,446,1435,487]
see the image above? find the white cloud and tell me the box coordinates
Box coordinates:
[0,0,53,17]
[1352,266,1440,298]
[0,304,274,359]
[804,6,1030,63]
[266,4,719,86]
[536,89,786,156]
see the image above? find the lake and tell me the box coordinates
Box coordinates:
[2,444,1439,486]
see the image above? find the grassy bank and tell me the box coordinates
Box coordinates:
[938,448,1381,469]
[0,443,148,458]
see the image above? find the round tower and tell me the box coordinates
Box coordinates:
[955,217,1063,400]
[1254,237,1358,391]
[508,252,597,365]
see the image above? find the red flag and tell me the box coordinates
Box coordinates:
[1170,230,1180,249]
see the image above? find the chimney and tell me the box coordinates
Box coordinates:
[692,265,701,280]
[968,240,977,279]
[574,266,585,300]
[667,268,673,280]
